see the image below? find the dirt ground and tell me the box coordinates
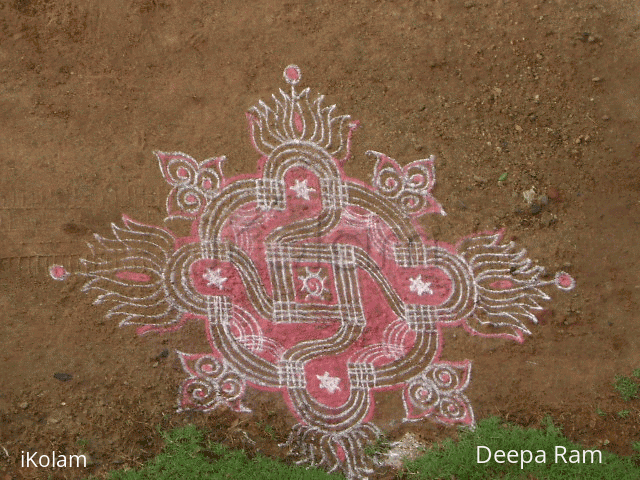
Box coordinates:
[1,0,639,478]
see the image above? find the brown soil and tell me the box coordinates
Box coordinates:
[1,0,639,478]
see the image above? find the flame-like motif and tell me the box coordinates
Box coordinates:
[457,232,551,342]
[281,423,383,478]
[247,68,358,162]
[80,216,181,328]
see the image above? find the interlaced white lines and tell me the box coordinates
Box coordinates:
[56,65,575,480]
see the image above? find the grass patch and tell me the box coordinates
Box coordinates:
[613,375,639,402]
[91,425,343,480]
[92,418,640,480]
[404,417,640,480]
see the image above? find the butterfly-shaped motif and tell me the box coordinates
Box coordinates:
[156,151,226,219]
[369,151,446,217]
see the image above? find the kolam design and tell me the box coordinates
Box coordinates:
[51,65,574,479]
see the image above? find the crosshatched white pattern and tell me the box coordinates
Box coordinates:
[53,65,574,479]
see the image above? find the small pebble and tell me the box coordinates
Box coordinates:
[538,194,549,206]
[530,203,542,215]
[602,115,610,121]
[547,187,560,200]
[515,124,523,132]
[54,373,73,382]
[523,187,537,205]
[473,175,487,184]
[19,401,29,409]
[156,349,169,360]
[592,77,601,82]
[541,211,555,227]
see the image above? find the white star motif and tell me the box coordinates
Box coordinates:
[290,179,316,200]
[409,275,433,296]
[316,371,341,394]
[203,268,227,289]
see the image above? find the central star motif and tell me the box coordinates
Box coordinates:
[317,371,341,394]
[290,178,316,200]
[203,268,227,289]
[409,275,433,296]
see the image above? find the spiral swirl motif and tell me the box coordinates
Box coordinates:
[374,167,403,197]
[405,163,433,190]
[398,190,426,215]
[407,380,439,411]
[176,186,204,215]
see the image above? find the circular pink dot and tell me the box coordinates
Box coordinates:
[202,179,212,190]
[559,275,572,287]
[201,364,213,373]
[186,194,196,203]
[555,271,575,291]
[177,167,189,178]
[283,65,301,85]
[49,265,68,281]
[440,372,451,383]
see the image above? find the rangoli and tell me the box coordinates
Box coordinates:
[50,65,575,479]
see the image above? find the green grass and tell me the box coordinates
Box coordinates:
[613,374,639,402]
[90,425,343,480]
[404,417,640,480]
[92,418,640,480]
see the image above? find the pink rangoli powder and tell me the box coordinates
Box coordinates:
[51,65,574,479]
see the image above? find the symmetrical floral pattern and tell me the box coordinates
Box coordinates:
[51,65,574,479]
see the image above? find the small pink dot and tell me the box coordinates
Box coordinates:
[202,179,212,190]
[186,194,196,203]
[283,65,301,85]
[49,265,68,281]
[440,373,451,383]
[286,67,299,80]
[222,382,234,393]
[555,271,575,291]
[177,167,189,178]
[201,364,213,373]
